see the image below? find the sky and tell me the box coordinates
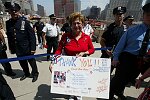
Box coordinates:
[33,0,147,16]
[33,0,109,16]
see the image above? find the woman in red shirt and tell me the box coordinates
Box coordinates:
[55,12,95,100]
[55,12,95,57]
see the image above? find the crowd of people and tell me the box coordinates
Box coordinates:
[110,2,150,100]
[0,1,150,100]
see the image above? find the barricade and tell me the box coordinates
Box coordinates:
[0,47,112,63]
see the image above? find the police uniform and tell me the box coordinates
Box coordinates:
[5,2,39,82]
[33,19,45,44]
[123,15,134,22]
[101,6,127,58]
[42,14,61,60]
[82,24,94,36]
[100,7,127,99]
[123,15,134,28]
[109,3,150,100]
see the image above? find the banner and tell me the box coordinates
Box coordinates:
[51,56,111,99]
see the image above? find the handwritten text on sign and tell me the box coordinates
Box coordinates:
[51,56,111,99]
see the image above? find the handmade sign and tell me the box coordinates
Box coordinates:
[51,56,111,99]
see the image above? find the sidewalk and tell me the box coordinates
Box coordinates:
[1,42,149,100]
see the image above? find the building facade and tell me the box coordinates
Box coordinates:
[126,0,143,21]
[81,7,91,17]
[37,4,45,17]
[54,0,81,18]
[0,0,34,15]
[105,0,143,21]
[100,4,109,20]
[88,6,100,19]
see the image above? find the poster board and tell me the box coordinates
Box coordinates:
[51,56,111,99]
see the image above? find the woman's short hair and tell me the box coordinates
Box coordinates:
[69,12,85,25]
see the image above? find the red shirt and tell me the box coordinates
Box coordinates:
[55,32,95,56]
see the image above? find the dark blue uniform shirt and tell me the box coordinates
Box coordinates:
[6,17,36,56]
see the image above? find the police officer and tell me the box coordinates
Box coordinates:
[33,17,45,48]
[100,6,127,72]
[100,6,127,58]
[99,7,127,99]
[123,15,134,28]
[82,17,94,38]
[110,2,150,100]
[42,14,61,61]
[4,2,39,82]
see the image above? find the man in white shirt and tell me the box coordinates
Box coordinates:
[42,14,61,61]
[82,17,94,38]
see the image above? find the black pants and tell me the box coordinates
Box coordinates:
[37,31,43,44]
[101,50,110,58]
[101,50,115,73]
[109,52,141,99]
[18,55,38,76]
[46,36,58,59]
[0,51,13,74]
[0,73,15,100]
[46,36,58,54]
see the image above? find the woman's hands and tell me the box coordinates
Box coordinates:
[76,51,89,57]
[49,61,53,73]
[76,52,86,57]
[49,55,61,73]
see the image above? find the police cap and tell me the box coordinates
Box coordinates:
[113,6,126,15]
[142,3,150,12]
[123,15,134,21]
[49,14,56,19]
[4,2,21,12]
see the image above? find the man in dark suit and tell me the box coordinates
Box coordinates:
[4,2,39,82]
